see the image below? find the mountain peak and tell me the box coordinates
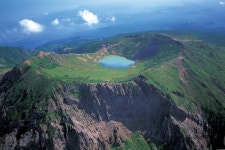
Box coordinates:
[0,31,225,149]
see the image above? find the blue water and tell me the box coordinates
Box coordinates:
[99,55,135,69]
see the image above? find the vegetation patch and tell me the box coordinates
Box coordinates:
[111,133,150,150]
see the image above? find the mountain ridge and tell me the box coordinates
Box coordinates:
[0,31,225,149]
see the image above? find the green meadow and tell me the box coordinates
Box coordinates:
[4,31,225,125]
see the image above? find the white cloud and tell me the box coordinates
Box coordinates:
[52,18,59,26]
[110,16,116,22]
[62,17,71,22]
[19,19,44,34]
[219,1,225,5]
[78,9,99,25]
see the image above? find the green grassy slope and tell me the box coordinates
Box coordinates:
[2,67,57,121]
[30,53,143,83]
[111,133,151,150]
[143,38,225,113]
[6,31,225,114]
[0,33,184,122]
[1,31,225,149]
[28,34,183,83]
[0,46,29,79]
[184,41,225,112]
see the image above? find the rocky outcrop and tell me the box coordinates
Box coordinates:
[0,73,213,150]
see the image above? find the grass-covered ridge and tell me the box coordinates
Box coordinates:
[142,36,225,113]
[27,33,183,83]
[1,32,184,123]
[1,31,225,149]
[18,31,225,113]
[0,63,59,121]
[31,52,143,83]
[2,31,225,123]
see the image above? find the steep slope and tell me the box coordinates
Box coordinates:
[0,46,29,80]
[0,32,225,150]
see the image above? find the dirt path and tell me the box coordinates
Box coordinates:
[177,55,188,84]
[77,56,88,62]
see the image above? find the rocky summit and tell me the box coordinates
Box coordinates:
[0,31,225,150]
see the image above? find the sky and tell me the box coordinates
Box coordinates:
[0,0,225,48]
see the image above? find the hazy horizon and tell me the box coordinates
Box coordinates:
[1,0,225,49]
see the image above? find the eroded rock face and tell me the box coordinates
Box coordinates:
[0,76,212,149]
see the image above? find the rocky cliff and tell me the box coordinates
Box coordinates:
[0,32,225,150]
[0,69,211,149]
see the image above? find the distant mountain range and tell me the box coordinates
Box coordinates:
[0,30,225,149]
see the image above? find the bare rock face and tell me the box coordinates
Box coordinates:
[0,75,219,149]
[66,76,207,149]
